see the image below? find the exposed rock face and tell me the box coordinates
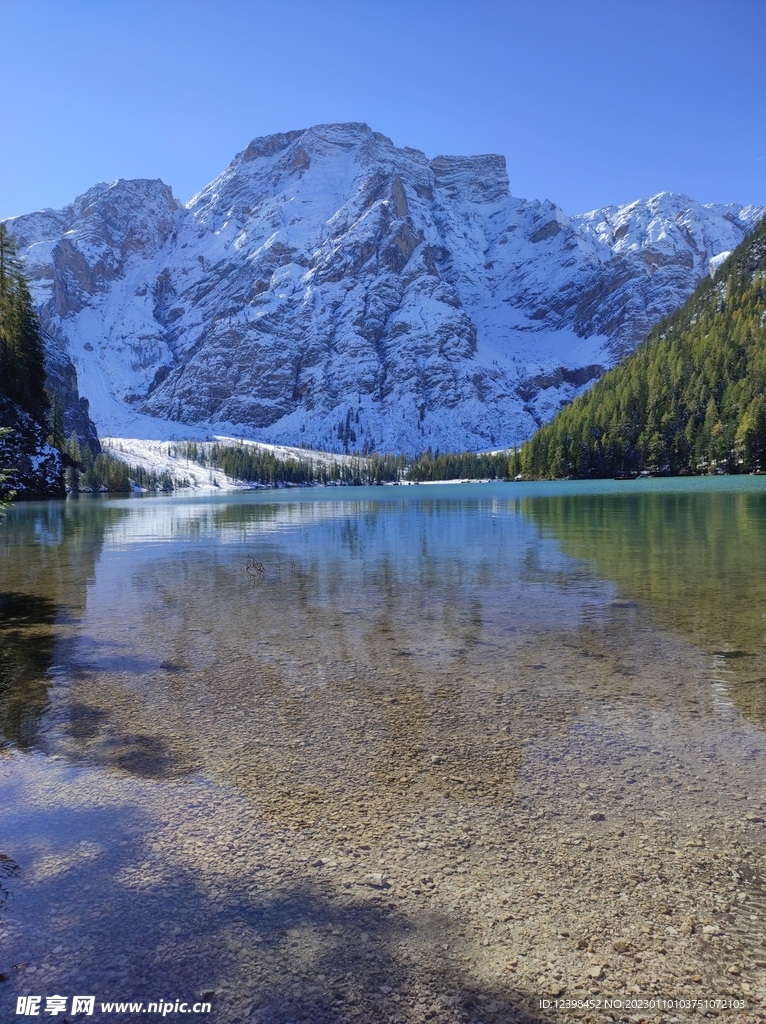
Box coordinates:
[5,123,763,453]
[43,346,100,454]
[8,178,181,451]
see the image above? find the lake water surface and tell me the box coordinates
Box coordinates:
[2,479,766,1023]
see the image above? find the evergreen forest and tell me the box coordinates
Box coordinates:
[175,442,513,488]
[0,225,48,421]
[519,214,766,478]
[0,225,65,498]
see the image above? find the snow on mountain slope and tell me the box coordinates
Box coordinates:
[5,123,764,454]
[101,435,358,493]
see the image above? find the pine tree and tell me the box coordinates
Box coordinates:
[0,224,50,419]
[0,426,14,512]
[519,214,766,478]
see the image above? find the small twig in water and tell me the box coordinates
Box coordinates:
[245,555,266,582]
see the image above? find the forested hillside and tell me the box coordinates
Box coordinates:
[520,214,766,478]
[0,225,64,497]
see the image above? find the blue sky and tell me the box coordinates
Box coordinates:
[2,0,764,220]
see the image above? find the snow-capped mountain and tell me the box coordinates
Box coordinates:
[6,123,764,454]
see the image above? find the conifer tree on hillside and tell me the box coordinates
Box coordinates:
[0,224,49,420]
[519,214,766,478]
[0,226,64,498]
[0,426,15,513]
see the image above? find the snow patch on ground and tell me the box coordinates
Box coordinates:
[102,436,360,492]
[709,251,732,277]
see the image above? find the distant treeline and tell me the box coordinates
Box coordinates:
[208,443,405,486]
[171,441,407,485]
[175,441,516,487]
[519,214,766,479]
[57,435,522,495]
[406,449,516,482]
[63,435,182,493]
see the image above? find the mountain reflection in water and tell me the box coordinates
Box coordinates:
[1,481,766,1022]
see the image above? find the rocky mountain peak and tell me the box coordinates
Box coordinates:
[4,124,765,454]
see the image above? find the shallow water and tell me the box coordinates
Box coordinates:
[2,479,766,1022]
